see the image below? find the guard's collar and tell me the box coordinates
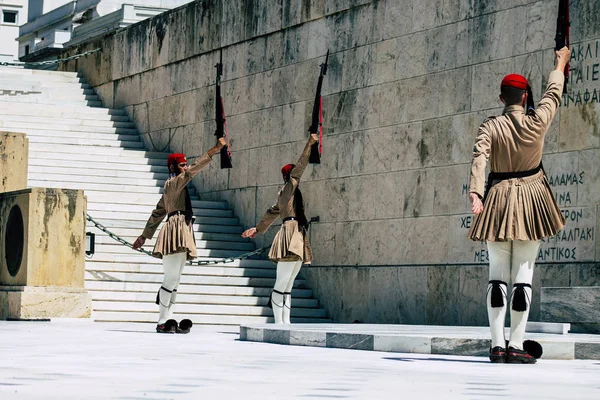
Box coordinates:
[503,104,525,114]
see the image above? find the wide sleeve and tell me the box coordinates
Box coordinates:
[172,153,213,192]
[142,196,166,239]
[469,124,492,199]
[526,70,564,134]
[290,139,313,181]
[256,202,280,234]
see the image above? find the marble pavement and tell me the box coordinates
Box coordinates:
[1,321,599,400]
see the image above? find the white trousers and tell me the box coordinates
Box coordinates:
[271,260,302,324]
[157,252,187,324]
[487,240,540,350]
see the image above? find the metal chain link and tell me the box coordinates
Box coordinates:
[85,213,270,266]
[0,48,101,67]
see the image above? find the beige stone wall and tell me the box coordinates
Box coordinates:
[60,0,600,324]
[0,132,28,192]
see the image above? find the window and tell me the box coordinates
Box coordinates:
[3,10,18,24]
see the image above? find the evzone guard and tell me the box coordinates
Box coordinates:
[133,138,227,333]
[241,135,318,324]
[468,47,571,363]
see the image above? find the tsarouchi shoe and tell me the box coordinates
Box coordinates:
[506,346,537,364]
[489,346,506,363]
[156,319,178,333]
[177,319,193,334]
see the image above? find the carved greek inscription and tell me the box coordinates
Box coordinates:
[562,40,600,107]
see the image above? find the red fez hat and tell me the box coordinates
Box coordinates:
[501,74,529,90]
[281,164,295,176]
[167,153,187,166]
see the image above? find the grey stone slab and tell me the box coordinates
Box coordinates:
[431,338,490,357]
[326,333,374,350]
[540,287,600,323]
[570,323,600,334]
[427,266,461,325]
[575,342,600,360]
[559,103,600,152]
[264,328,291,345]
[374,335,431,354]
[526,322,570,335]
[537,340,575,360]
[289,329,327,347]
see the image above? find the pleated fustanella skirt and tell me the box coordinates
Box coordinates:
[469,170,565,242]
[152,214,197,260]
[268,220,313,264]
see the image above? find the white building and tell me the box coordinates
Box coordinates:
[0,0,28,62]
[18,0,192,65]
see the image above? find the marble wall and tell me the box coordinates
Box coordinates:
[59,0,600,325]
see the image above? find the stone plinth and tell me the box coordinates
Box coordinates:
[0,188,91,319]
[0,286,92,319]
[541,287,600,333]
[0,132,28,192]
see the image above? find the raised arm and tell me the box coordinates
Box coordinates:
[133,196,167,249]
[526,47,570,133]
[290,134,319,181]
[171,138,226,192]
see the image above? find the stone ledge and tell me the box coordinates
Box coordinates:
[541,287,600,333]
[0,286,92,320]
[240,324,600,360]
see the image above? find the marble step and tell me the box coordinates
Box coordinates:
[0,82,95,95]
[28,162,169,182]
[1,121,138,133]
[85,210,240,225]
[90,216,240,229]
[28,180,166,194]
[84,270,297,288]
[29,153,168,169]
[86,203,232,217]
[87,262,273,277]
[29,173,165,188]
[29,143,168,157]
[89,228,246,243]
[94,244,249,258]
[83,193,227,209]
[0,67,79,77]
[27,136,144,149]
[93,236,251,251]
[0,97,103,107]
[0,103,127,117]
[11,130,138,142]
[91,311,327,324]
[92,301,327,318]
[88,290,318,307]
[85,281,312,297]
[86,257,274,269]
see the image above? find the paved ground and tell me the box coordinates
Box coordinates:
[0,321,599,400]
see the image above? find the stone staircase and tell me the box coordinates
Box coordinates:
[0,67,329,325]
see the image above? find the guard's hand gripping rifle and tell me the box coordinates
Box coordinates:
[555,0,570,94]
[308,51,329,164]
[215,50,233,169]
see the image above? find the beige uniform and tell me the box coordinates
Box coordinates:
[142,153,213,259]
[256,141,313,263]
[468,70,566,242]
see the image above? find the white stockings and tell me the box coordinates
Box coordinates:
[272,260,302,324]
[157,252,187,324]
[487,240,539,350]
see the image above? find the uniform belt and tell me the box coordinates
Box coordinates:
[167,210,186,220]
[282,217,296,223]
[483,163,543,201]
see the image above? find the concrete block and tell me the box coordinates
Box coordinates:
[0,132,28,193]
[0,188,86,288]
[541,287,600,327]
[0,286,91,320]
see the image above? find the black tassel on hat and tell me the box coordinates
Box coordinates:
[512,283,532,312]
[488,280,507,308]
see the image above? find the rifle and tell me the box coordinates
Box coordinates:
[526,85,535,115]
[555,0,570,94]
[215,50,232,169]
[308,50,329,164]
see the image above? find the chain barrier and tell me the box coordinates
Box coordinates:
[0,48,101,67]
[85,213,270,266]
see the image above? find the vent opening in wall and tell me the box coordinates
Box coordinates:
[5,205,24,277]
